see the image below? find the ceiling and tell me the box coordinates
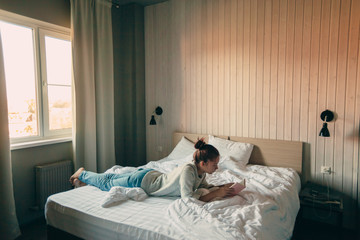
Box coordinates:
[114,0,168,6]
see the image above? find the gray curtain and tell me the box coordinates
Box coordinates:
[0,30,21,240]
[71,0,115,172]
[112,4,146,167]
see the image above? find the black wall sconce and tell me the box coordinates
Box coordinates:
[319,110,334,137]
[149,106,163,125]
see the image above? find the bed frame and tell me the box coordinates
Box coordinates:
[48,132,303,239]
[173,132,303,174]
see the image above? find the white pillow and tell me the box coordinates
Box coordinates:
[208,135,253,168]
[167,136,195,160]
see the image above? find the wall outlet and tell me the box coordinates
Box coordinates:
[157,146,163,152]
[321,166,332,174]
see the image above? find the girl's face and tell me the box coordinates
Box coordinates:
[202,156,220,174]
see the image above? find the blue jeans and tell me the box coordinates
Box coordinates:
[78,168,154,191]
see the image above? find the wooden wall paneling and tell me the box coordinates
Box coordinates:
[165,1,172,157]
[158,3,167,159]
[195,0,202,134]
[284,0,295,141]
[162,2,168,159]
[144,6,150,160]
[299,0,311,143]
[145,6,155,161]
[326,0,341,187]
[299,0,312,182]
[263,0,272,139]
[340,0,353,195]
[229,0,238,136]
[223,0,231,136]
[144,0,360,228]
[355,0,360,212]
[316,0,331,184]
[307,0,321,182]
[236,0,244,137]
[153,4,160,160]
[242,0,250,137]
[349,0,360,208]
[181,0,186,133]
[185,0,191,133]
[249,0,257,138]
[206,0,213,136]
[171,0,186,132]
[344,0,360,228]
[218,0,225,135]
[276,0,287,140]
[190,0,197,134]
[334,0,351,192]
[190,0,196,134]
[169,1,175,135]
[212,0,219,135]
[292,0,304,141]
[256,0,265,139]
[188,0,194,133]
[201,0,208,135]
[153,3,160,160]
[269,0,279,139]
[185,0,193,131]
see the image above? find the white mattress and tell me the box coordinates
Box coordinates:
[46,186,179,240]
[46,157,301,240]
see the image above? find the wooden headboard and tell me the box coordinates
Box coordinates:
[173,132,303,174]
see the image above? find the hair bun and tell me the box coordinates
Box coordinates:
[194,138,206,149]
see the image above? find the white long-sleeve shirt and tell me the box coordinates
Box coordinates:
[140,162,213,199]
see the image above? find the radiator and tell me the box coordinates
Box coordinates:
[35,160,73,209]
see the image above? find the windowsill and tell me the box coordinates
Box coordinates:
[11,137,72,150]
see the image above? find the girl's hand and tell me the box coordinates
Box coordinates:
[199,184,236,202]
[217,185,236,198]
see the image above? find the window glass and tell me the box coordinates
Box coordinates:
[44,36,72,85]
[44,36,72,131]
[0,21,38,138]
[47,85,72,130]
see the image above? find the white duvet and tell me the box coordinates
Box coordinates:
[103,155,301,240]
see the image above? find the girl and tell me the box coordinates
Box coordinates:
[70,138,235,202]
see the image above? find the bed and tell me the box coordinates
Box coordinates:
[45,132,303,240]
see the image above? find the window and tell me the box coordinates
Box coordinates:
[0,11,72,146]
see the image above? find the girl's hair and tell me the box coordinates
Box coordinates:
[193,138,220,164]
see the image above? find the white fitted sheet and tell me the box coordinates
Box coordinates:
[46,186,179,240]
[45,157,301,240]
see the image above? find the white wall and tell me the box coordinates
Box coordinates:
[145,0,360,228]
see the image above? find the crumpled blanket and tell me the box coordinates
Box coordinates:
[100,186,148,207]
[165,165,300,240]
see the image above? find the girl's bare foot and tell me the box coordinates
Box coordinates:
[69,167,84,185]
[73,178,87,188]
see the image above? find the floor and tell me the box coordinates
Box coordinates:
[15,217,47,240]
[15,215,359,240]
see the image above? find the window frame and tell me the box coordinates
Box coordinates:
[39,29,72,137]
[0,9,72,146]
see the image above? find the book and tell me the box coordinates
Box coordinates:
[230,179,246,194]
